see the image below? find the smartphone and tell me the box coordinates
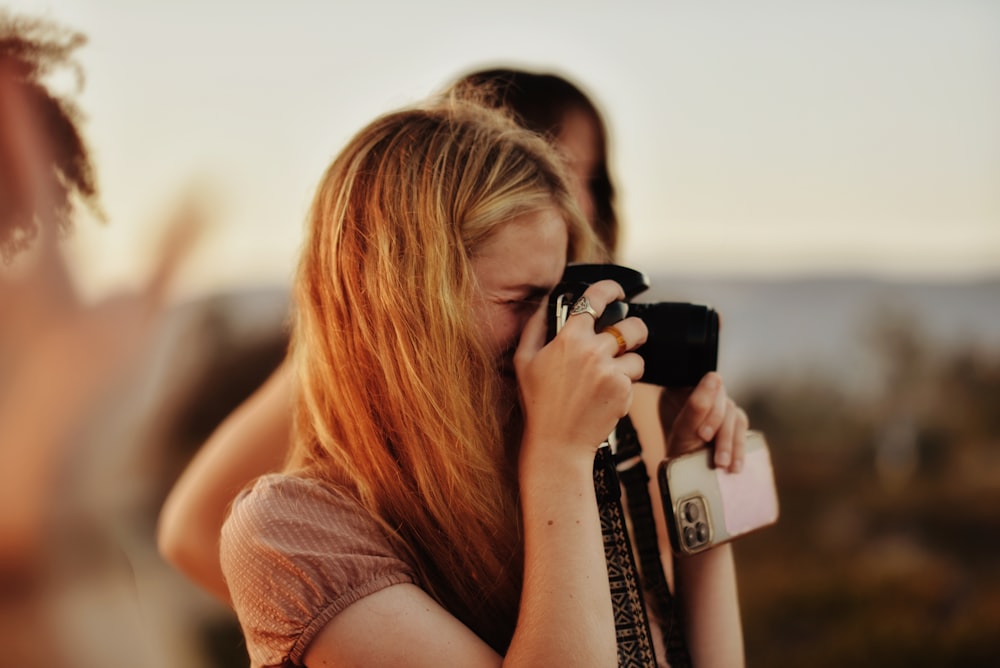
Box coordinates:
[657,430,779,556]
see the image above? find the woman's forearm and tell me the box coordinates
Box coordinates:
[506,444,616,667]
[157,364,293,603]
[675,544,745,668]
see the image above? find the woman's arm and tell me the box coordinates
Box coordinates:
[304,281,637,667]
[633,374,747,667]
[157,362,293,603]
[304,446,611,668]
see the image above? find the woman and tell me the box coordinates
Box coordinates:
[161,69,746,666]
[221,92,744,666]
[157,68,627,604]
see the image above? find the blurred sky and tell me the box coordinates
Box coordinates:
[9,0,1000,298]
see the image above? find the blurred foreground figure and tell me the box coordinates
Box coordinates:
[0,11,195,667]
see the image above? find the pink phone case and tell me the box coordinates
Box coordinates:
[658,430,779,556]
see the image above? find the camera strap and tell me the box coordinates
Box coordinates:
[614,416,692,668]
[594,443,658,667]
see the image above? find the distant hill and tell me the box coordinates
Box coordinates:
[160,275,1000,400]
[641,275,1000,395]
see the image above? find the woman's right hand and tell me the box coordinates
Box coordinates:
[513,279,647,464]
[507,279,643,667]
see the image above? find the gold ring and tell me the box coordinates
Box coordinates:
[603,325,627,356]
[569,295,599,320]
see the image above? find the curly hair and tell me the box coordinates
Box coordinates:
[0,10,101,262]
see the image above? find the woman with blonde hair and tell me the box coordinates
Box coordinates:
[158,67,630,607]
[220,92,744,666]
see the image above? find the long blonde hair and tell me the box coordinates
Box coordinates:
[287,95,598,649]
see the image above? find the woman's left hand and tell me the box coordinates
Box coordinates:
[660,371,748,473]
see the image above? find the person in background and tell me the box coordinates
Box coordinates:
[457,68,618,255]
[1,14,99,568]
[159,67,746,665]
[0,11,195,667]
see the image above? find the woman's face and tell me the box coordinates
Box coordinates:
[470,207,568,379]
[555,106,602,229]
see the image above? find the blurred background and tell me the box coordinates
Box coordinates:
[4,0,998,665]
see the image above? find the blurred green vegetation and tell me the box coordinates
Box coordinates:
[735,315,1000,666]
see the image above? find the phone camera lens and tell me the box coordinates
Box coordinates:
[683,501,700,522]
[696,523,709,543]
[683,526,697,547]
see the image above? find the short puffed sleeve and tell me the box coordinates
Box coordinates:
[220,474,416,667]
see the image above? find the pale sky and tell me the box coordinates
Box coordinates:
[9,0,1000,299]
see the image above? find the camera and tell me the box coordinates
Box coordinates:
[546,263,719,388]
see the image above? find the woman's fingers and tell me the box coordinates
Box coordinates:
[559,280,625,332]
[697,375,729,442]
[665,372,748,473]
[712,401,748,472]
[667,372,722,455]
[599,319,646,355]
[613,349,645,383]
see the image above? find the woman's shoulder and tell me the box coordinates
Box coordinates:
[222,471,412,572]
[229,472,356,519]
[221,472,416,667]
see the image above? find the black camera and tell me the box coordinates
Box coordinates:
[547,264,719,388]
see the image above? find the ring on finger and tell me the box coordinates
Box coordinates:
[602,324,628,356]
[569,295,600,320]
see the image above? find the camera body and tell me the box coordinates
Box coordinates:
[547,263,719,388]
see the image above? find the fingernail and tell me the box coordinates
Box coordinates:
[716,450,731,468]
[731,458,743,474]
[699,425,714,441]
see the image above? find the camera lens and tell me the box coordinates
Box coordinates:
[683,501,701,522]
[683,526,697,547]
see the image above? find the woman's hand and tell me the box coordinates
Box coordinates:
[509,279,641,667]
[661,371,748,472]
[514,279,647,462]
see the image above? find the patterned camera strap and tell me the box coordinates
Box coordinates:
[615,416,691,668]
[594,443,656,667]
[594,418,692,668]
